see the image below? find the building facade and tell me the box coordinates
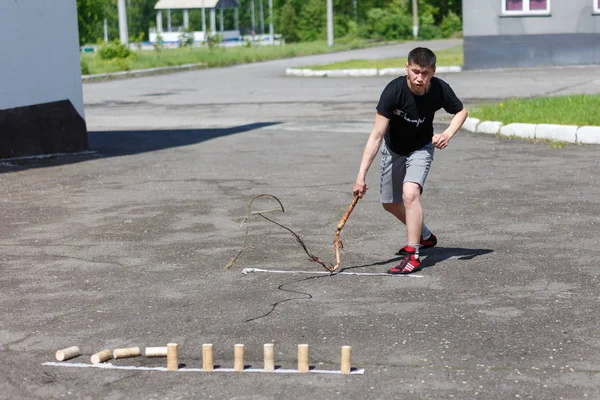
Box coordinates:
[0,0,87,159]
[462,0,600,69]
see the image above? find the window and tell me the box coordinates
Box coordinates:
[503,0,550,15]
[595,0,600,13]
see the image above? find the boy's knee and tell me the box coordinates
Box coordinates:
[402,184,421,206]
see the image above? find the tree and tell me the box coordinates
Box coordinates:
[279,0,299,42]
[76,0,111,45]
[296,0,326,42]
[126,0,157,41]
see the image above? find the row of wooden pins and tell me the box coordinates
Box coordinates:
[177,343,351,374]
[56,344,352,374]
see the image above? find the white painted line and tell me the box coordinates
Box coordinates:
[42,362,365,375]
[242,267,423,278]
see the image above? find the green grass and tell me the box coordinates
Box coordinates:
[304,45,463,70]
[470,95,600,126]
[81,38,405,75]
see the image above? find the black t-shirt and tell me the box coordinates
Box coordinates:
[376,76,463,155]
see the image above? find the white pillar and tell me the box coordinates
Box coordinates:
[220,8,224,32]
[202,0,206,38]
[167,9,171,32]
[412,0,419,39]
[210,9,216,34]
[156,10,163,33]
[327,0,333,47]
[104,18,108,42]
[118,0,129,45]
[183,9,189,30]
[268,0,273,44]
[250,0,256,34]
[259,0,265,34]
[234,7,239,32]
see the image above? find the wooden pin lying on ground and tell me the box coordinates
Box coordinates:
[91,349,112,365]
[264,343,274,372]
[298,344,309,373]
[234,344,244,372]
[167,343,178,371]
[202,344,213,371]
[341,346,351,374]
[113,347,140,359]
[145,347,168,357]
[55,346,81,361]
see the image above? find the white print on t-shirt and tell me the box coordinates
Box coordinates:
[393,109,426,127]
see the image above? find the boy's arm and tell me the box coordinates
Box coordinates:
[432,107,468,150]
[353,112,390,198]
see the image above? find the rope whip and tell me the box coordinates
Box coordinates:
[225,194,359,274]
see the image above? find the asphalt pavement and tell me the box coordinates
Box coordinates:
[1,39,600,399]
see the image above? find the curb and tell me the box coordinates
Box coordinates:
[285,65,462,78]
[82,63,206,83]
[462,117,600,145]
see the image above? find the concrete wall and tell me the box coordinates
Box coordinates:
[463,0,600,69]
[0,0,87,159]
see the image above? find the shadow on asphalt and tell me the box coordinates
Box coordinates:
[0,122,280,173]
[342,246,494,272]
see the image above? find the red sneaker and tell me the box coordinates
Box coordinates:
[420,233,437,249]
[395,233,437,256]
[388,246,422,274]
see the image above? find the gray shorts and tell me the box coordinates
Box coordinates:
[380,143,434,203]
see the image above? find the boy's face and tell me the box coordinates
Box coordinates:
[405,62,435,95]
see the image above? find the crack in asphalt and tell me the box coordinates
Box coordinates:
[244,275,325,323]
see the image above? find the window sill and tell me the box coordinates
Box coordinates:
[499,12,552,18]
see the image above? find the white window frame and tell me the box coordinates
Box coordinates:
[502,0,551,16]
[595,0,600,13]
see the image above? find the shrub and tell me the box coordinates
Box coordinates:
[179,28,195,47]
[440,11,463,38]
[80,59,90,75]
[98,40,135,60]
[153,35,164,54]
[419,24,443,40]
[206,34,222,50]
[363,8,412,41]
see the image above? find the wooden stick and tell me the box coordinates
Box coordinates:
[145,347,168,357]
[167,343,178,371]
[341,346,351,374]
[113,347,140,359]
[202,344,214,371]
[91,349,112,365]
[263,343,274,372]
[330,195,359,273]
[298,344,309,373]
[55,346,80,362]
[337,195,359,231]
[234,344,244,372]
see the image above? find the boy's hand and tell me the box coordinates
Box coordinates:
[353,181,368,198]
[432,133,450,149]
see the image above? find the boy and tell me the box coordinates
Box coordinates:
[352,47,468,274]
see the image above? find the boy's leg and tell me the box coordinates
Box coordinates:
[380,143,435,243]
[388,144,435,274]
[402,144,434,246]
[402,182,423,246]
[382,203,435,244]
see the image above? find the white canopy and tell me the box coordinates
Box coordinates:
[155,0,239,9]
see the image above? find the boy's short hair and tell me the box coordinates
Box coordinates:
[408,47,437,68]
